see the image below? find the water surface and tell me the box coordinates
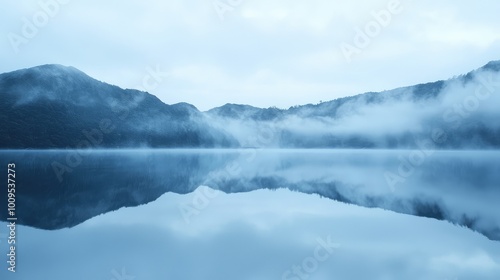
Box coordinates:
[1,149,499,240]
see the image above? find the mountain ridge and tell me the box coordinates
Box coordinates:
[208,60,500,119]
[1,61,499,149]
[3,60,499,111]
[0,64,237,149]
[207,60,499,113]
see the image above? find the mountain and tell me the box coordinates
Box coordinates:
[1,63,499,241]
[0,64,236,148]
[1,61,499,149]
[208,60,500,149]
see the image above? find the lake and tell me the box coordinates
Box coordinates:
[0,149,499,279]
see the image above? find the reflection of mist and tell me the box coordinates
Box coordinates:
[2,189,499,280]
[203,150,500,241]
[1,149,499,241]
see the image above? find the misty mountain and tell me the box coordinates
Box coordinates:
[1,61,499,149]
[208,60,500,149]
[0,64,236,148]
[1,62,499,240]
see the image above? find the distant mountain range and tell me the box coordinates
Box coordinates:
[1,61,499,149]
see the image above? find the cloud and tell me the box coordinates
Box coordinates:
[1,0,500,110]
[431,252,499,272]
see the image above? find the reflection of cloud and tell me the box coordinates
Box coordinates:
[2,189,499,279]
[431,252,499,272]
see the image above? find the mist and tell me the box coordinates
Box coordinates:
[207,67,500,149]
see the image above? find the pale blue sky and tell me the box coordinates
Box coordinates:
[2,0,500,110]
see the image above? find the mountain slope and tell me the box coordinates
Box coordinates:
[1,61,499,149]
[0,64,236,148]
[208,60,500,149]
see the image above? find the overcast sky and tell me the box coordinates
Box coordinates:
[2,0,500,110]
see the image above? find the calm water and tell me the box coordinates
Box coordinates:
[0,149,499,239]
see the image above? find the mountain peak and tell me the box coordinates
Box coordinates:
[0,64,97,90]
[0,64,120,107]
[34,64,85,75]
[2,64,87,79]
[207,103,261,117]
[481,60,500,72]
[31,63,79,71]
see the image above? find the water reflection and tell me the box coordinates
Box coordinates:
[0,149,499,240]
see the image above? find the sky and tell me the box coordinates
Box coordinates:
[1,0,500,111]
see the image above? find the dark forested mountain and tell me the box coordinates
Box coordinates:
[1,61,499,149]
[0,64,236,148]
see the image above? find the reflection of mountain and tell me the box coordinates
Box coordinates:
[1,61,500,148]
[201,150,500,241]
[0,151,239,230]
[6,188,499,280]
[1,150,499,242]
